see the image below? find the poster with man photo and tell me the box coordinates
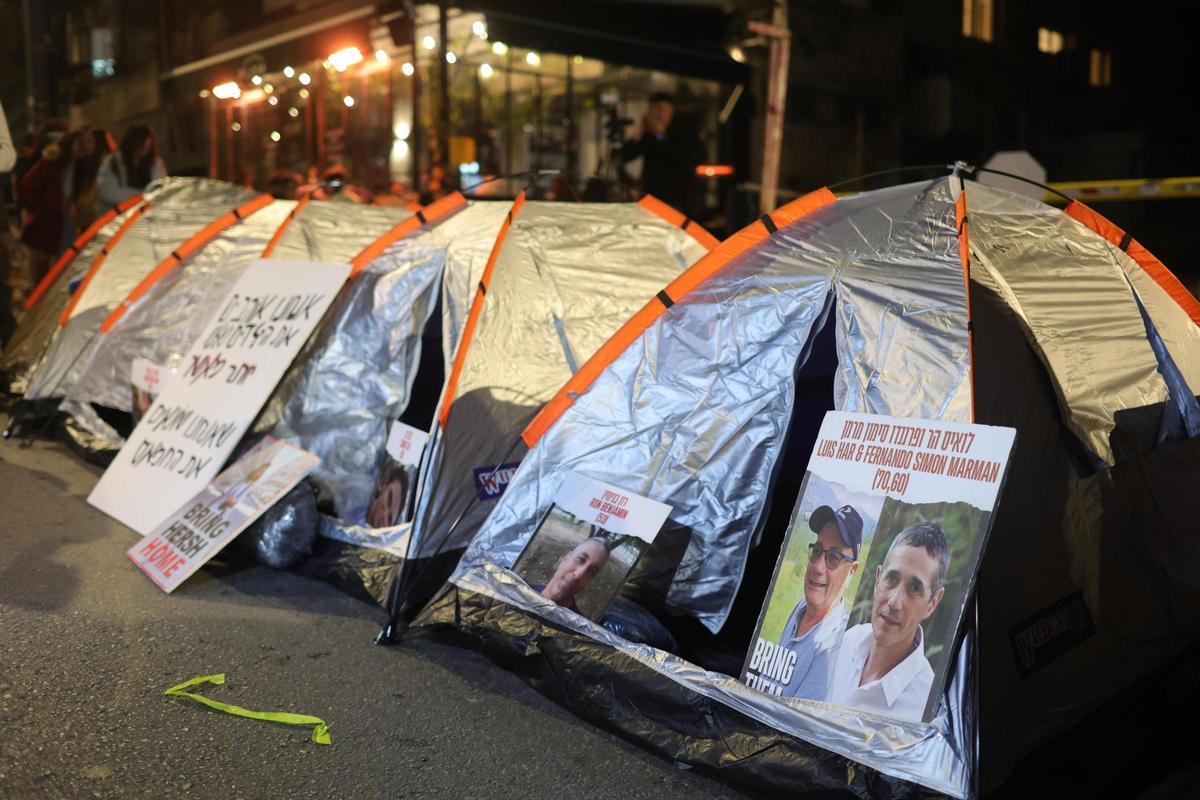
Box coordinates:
[742,411,1014,724]
[127,436,319,592]
[512,473,671,621]
[742,477,885,701]
[204,437,316,530]
[130,358,169,428]
[365,421,428,528]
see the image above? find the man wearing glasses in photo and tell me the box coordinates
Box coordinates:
[775,504,863,700]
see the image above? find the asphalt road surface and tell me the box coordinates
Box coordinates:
[0,429,747,800]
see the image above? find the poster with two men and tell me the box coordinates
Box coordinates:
[742,410,1015,723]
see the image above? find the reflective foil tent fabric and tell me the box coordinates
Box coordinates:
[413,174,1200,797]
[58,199,297,449]
[1,195,146,397]
[21,178,265,405]
[258,194,503,523]
[388,194,717,616]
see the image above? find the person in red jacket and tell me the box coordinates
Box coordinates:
[16,119,70,288]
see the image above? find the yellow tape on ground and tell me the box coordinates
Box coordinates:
[164,673,332,745]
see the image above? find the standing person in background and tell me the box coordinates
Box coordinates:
[67,127,112,237]
[15,118,70,288]
[620,92,703,219]
[97,123,166,211]
[266,170,301,200]
[38,125,110,257]
[0,100,17,346]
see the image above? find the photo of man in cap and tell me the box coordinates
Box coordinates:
[826,521,950,721]
[774,504,862,700]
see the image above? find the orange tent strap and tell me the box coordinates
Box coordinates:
[522,187,837,446]
[348,192,467,276]
[58,203,150,327]
[1065,200,1200,326]
[26,195,145,310]
[100,194,273,334]
[955,188,976,422]
[437,191,527,426]
[261,194,311,257]
[636,194,721,251]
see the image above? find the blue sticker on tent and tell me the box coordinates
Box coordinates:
[473,463,521,501]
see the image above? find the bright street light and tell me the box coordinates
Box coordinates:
[328,46,364,72]
[212,81,241,100]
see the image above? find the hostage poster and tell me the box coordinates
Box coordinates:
[89,259,351,534]
[127,436,319,592]
[742,410,1015,723]
[512,473,671,621]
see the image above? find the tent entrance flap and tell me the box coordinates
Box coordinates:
[671,295,839,669]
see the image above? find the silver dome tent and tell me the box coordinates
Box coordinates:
[410,173,1200,796]
[384,194,718,616]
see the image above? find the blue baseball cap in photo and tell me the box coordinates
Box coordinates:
[808,504,863,559]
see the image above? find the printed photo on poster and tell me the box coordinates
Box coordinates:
[367,458,415,528]
[742,411,1014,724]
[204,438,314,530]
[126,436,319,593]
[742,476,885,701]
[512,474,671,621]
[830,494,991,721]
[366,421,428,528]
[130,358,169,428]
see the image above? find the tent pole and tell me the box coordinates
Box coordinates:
[208,99,218,180]
[316,72,327,168]
[377,436,524,645]
[566,57,577,187]
[411,45,422,192]
[750,5,790,214]
[437,0,450,176]
[224,106,234,182]
[504,50,513,176]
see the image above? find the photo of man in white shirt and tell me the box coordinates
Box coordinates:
[826,521,949,722]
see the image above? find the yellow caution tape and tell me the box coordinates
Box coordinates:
[164,673,332,745]
[826,176,1200,204]
[1045,176,1200,203]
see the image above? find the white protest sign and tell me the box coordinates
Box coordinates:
[807,412,1015,510]
[551,473,672,543]
[385,421,429,467]
[90,259,351,534]
[127,437,319,592]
